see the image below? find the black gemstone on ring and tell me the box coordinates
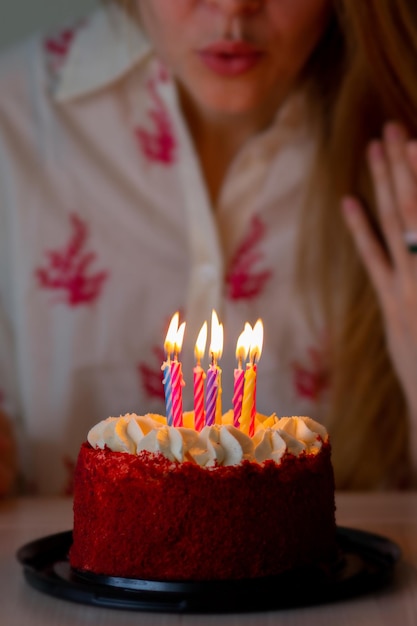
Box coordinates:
[407,243,417,254]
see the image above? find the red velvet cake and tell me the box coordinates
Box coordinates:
[69,413,337,581]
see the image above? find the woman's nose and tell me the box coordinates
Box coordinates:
[205,0,263,16]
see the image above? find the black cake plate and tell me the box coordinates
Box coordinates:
[16,527,401,613]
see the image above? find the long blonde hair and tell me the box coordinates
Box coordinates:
[111,0,417,488]
[299,0,417,489]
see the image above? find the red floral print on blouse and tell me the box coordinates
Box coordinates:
[138,311,186,401]
[226,216,272,301]
[138,346,166,401]
[43,20,85,79]
[36,213,109,307]
[292,346,329,402]
[134,68,177,165]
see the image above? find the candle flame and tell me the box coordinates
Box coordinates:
[164,312,179,356]
[250,319,264,363]
[175,322,186,355]
[164,312,185,357]
[195,322,208,362]
[209,310,223,361]
[235,325,251,363]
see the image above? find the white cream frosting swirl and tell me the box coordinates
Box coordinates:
[87,412,328,467]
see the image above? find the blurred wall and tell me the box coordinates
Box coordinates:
[0,0,99,51]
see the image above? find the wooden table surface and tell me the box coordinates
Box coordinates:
[2,493,417,626]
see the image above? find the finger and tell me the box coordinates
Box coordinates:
[367,140,410,273]
[341,195,393,308]
[383,123,417,232]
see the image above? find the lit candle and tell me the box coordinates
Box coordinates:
[193,322,207,432]
[172,320,185,427]
[162,312,186,427]
[215,366,223,425]
[233,325,250,428]
[162,313,177,426]
[239,320,263,437]
[205,310,223,427]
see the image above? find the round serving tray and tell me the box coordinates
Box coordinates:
[16,526,401,613]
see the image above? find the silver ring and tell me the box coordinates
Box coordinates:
[404,232,417,253]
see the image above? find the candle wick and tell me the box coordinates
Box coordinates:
[211,352,215,367]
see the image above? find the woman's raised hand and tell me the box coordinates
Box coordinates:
[342,122,417,416]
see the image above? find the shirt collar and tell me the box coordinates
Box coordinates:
[53,5,151,103]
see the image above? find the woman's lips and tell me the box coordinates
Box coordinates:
[198,41,263,77]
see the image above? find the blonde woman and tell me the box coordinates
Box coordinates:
[0,0,416,494]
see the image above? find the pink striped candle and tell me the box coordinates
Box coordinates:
[163,312,186,427]
[249,363,257,437]
[171,359,184,428]
[233,326,250,428]
[205,364,219,427]
[193,364,205,431]
[205,311,223,427]
[194,322,207,431]
[233,367,245,428]
[215,367,223,424]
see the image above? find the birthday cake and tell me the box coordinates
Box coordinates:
[69,411,337,581]
[70,314,336,581]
